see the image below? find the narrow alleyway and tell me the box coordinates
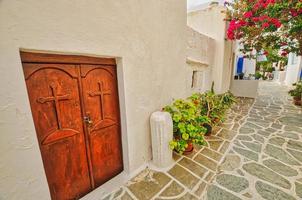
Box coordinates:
[103,81,302,200]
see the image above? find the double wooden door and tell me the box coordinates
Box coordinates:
[21,52,123,200]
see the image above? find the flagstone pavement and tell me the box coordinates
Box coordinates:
[103,81,302,200]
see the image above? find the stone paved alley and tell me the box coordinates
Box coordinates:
[103,81,302,200]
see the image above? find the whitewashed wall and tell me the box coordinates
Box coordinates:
[243,58,257,76]
[285,53,302,86]
[0,1,188,199]
[186,26,215,94]
[187,4,234,94]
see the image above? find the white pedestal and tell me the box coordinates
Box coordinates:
[150,111,174,169]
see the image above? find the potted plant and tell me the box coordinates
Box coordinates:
[193,83,236,136]
[255,71,262,80]
[189,93,213,136]
[200,91,222,135]
[289,81,302,106]
[163,99,208,155]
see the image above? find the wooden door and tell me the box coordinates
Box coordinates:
[21,52,123,200]
[23,63,91,200]
[81,65,123,186]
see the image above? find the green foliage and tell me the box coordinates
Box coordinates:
[164,85,236,154]
[163,99,208,154]
[267,66,274,73]
[256,47,287,75]
[197,89,236,127]
[289,81,302,98]
[226,0,302,56]
[220,91,237,109]
[264,47,288,64]
[256,60,275,79]
[256,61,271,70]
[255,71,262,79]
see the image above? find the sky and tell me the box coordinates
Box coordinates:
[187,0,226,10]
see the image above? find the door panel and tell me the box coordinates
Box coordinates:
[21,53,123,199]
[80,64,123,186]
[23,63,91,200]
[89,124,123,186]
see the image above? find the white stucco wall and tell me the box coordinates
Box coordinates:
[230,80,259,98]
[186,26,215,94]
[0,1,188,199]
[187,4,233,93]
[243,58,256,76]
[285,53,302,86]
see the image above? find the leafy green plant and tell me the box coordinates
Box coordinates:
[255,71,262,80]
[194,83,236,127]
[163,83,236,154]
[220,91,237,110]
[289,81,302,98]
[163,99,209,154]
[200,92,223,126]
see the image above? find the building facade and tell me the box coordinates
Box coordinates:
[0,0,226,199]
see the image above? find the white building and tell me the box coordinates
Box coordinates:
[186,26,215,94]
[232,42,257,78]
[285,53,302,85]
[187,3,234,94]
[0,1,231,199]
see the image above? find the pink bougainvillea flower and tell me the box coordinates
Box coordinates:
[238,20,248,26]
[261,0,275,8]
[280,42,288,46]
[243,11,253,18]
[262,22,270,29]
[281,51,288,56]
[270,18,282,28]
[253,3,260,11]
[291,9,298,17]
[227,31,235,40]
[291,8,302,17]
[226,0,302,56]
[252,17,260,22]
[259,15,269,21]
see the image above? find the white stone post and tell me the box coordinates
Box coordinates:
[150,111,174,169]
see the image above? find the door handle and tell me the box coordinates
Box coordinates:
[84,115,93,126]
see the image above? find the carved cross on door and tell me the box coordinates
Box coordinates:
[88,81,111,120]
[37,84,71,129]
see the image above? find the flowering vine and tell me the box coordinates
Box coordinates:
[226,0,302,56]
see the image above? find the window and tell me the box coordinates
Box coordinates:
[191,71,198,88]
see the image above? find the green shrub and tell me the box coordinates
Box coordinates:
[255,71,262,80]
[163,83,236,154]
[266,67,274,73]
[289,81,302,98]
[192,83,236,126]
[163,99,209,154]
